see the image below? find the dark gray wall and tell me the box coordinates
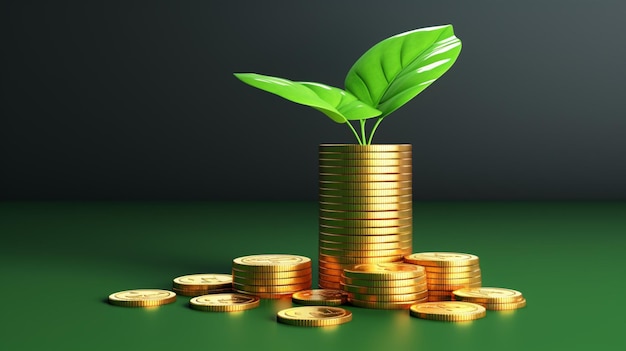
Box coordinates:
[2,0,625,200]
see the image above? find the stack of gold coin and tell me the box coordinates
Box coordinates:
[172,273,233,297]
[318,144,413,289]
[404,252,481,301]
[452,287,526,311]
[231,254,312,298]
[340,262,428,309]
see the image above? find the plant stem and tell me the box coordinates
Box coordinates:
[346,121,363,145]
[360,120,367,145]
[367,117,384,145]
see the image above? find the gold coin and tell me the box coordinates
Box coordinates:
[233,282,311,293]
[427,295,453,302]
[292,289,348,306]
[341,276,425,288]
[349,297,428,310]
[189,293,260,312]
[481,298,527,311]
[319,217,412,228]
[319,144,411,152]
[319,247,410,258]
[428,282,481,291]
[319,158,412,167]
[172,274,232,290]
[233,274,312,286]
[319,201,413,211]
[343,263,425,280]
[318,260,347,270]
[318,280,342,290]
[319,188,412,197]
[233,290,294,299]
[347,290,428,302]
[318,265,344,276]
[172,287,232,297]
[319,194,412,205]
[424,269,481,279]
[232,254,311,272]
[452,287,524,304]
[320,225,412,235]
[232,267,312,279]
[422,265,481,273]
[410,301,486,322]
[276,306,352,327]
[404,252,479,267]
[318,150,412,160]
[428,290,455,296]
[320,174,412,182]
[341,283,428,295]
[319,272,342,283]
[319,209,412,220]
[319,254,404,264]
[108,289,176,308]
[319,239,412,251]
[319,180,412,191]
[426,276,482,285]
[319,233,412,243]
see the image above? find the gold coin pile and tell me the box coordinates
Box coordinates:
[232,254,312,298]
[189,293,260,312]
[276,306,352,327]
[404,252,481,301]
[172,273,233,296]
[318,144,413,289]
[452,287,526,310]
[409,301,486,322]
[108,289,176,307]
[341,263,428,309]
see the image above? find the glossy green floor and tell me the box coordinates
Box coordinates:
[1,201,624,350]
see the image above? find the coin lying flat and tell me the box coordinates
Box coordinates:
[276,306,352,327]
[108,289,176,307]
[409,301,486,321]
[343,263,425,280]
[189,293,260,312]
[173,274,232,290]
[452,287,524,304]
[291,289,348,306]
[404,252,479,267]
[232,254,311,272]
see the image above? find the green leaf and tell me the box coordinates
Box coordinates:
[344,24,462,118]
[234,73,381,123]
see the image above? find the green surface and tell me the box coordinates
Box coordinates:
[1,201,625,350]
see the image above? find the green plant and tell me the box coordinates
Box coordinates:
[234,24,462,145]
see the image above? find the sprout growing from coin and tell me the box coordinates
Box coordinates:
[234,24,462,145]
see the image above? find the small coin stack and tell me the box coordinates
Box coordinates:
[172,273,233,297]
[319,144,413,289]
[452,287,526,311]
[340,262,428,309]
[232,254,312,298]
[404,252,481,301]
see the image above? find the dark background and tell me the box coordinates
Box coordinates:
[2,0,625,201]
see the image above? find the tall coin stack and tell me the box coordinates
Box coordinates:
[404,252,481,301]
[318,144,413,290]
[341,263,428,309]
[232,254,312,299]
